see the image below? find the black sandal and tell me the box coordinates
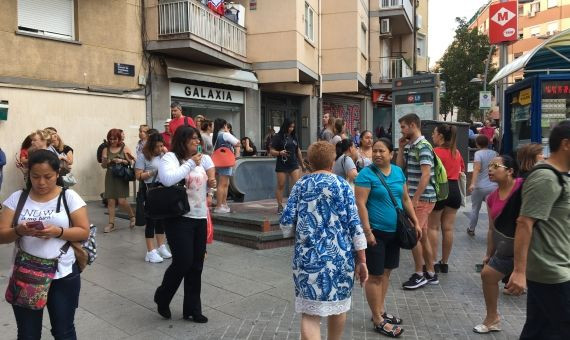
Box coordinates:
[373,319,404,338]
[382,312,403,325]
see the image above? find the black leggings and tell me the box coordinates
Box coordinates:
[140,182,165,238]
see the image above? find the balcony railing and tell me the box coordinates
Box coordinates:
[158,0,247,58]
[380,58,412,82]
[380,0,413,23]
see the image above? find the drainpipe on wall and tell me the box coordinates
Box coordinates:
[317,0,323,140]
[412,0,417,75]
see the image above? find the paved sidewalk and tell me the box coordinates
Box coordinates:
[0,199,526,339]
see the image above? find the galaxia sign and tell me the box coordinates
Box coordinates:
[170,83,244,104]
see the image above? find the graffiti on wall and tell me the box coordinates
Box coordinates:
[323,102,361,136]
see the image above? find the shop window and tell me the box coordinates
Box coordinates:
[304,2,314,42]
[547,0,558,8]
[18,0,75,40]
[416,34,426,57]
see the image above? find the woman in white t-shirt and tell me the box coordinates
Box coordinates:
[154,126,216,323]
[0,150,89,339]
[212,118,240,213]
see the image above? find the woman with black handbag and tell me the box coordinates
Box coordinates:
[134,132,172,264]
[154,126,216,323]
[101,128,136,233]
[355,138,420,337]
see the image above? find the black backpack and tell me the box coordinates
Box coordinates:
[96,140,107,164]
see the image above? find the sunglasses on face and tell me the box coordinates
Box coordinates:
[488,163,509,170]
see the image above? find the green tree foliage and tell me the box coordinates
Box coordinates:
[437,18,497,122]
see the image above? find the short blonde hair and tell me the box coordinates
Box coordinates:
[30,129,52,146]
[308,141,335,171]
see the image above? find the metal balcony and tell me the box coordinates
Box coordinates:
[378,0,413,35]
[158,0,246,58]
[379,58,412,82]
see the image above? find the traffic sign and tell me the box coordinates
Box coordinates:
[489,1,518,44]
[479,91,492,109]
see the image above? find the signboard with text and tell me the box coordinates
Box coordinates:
[170,83,244,104]
[489,1,518,44]
[479,91,492,109]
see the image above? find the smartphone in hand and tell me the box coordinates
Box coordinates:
[197,145,202,154]
[26,221,45,230]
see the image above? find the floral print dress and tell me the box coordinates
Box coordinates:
[280,173,367,316]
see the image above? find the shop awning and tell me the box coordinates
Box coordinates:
[166,59,258,90]
[490,28,570,85]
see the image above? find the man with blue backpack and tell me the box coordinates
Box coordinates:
[396,114,445,290]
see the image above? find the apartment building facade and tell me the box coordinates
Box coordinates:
[370,0,429,138]
[145,0,428,147]
[0,0,147,200]
[469,0,570,84]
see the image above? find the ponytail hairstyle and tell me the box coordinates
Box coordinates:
[436,124,458,157]
[335,139,353,160]
[212,118,228,148]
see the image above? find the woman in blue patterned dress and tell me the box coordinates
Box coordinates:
[280,141,368,340]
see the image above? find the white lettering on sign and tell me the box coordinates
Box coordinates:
[170,83,244,104]
[491,7,515,26]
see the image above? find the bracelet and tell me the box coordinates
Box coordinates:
[56,227,64,238]
[14,227,23,238]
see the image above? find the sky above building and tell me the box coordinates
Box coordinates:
[428,0,489,68]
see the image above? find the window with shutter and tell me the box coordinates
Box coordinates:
[18,0,75,40]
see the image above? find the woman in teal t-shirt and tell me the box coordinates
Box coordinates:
[355,138,420,337]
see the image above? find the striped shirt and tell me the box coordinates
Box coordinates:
[404,136,437,202]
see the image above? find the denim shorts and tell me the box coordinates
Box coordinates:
[488,255,513,276]
[216,167,233,176]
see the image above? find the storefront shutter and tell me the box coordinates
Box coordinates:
[322,95,363,135]
[18,0,74,39]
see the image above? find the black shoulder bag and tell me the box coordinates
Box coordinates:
[144,164,190,220]
[369,165,418,249]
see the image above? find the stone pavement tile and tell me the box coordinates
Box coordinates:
[74,308,130,339]
[156,307,239,339]
[215,292,288,319]
[95,303,167,335]
[201,268,274,297]
[121,329,175,340]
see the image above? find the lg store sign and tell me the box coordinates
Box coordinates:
[489,1,518,44]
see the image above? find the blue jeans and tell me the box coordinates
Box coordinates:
[12,264,81,340]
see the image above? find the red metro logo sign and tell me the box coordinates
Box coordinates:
[489,1,518,44]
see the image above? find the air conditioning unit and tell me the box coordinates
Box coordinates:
[380,18,391,35]
[528,11,536,17]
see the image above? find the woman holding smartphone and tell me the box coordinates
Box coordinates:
[0,150,90,339]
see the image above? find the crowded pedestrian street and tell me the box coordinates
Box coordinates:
[0,198,526,339]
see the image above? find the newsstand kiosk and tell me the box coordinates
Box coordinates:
[502,74,570,156]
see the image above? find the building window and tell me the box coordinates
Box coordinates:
[547,0,558,8]
[17,0,75,40]
[547,21,559,35]
[518,5,524,15]
[530,1,540,13]
[304,2,314,42]
[361,23,367,55]
[530,26,541,37]
[416,34,426,57]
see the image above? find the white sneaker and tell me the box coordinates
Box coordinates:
[145,249,163,263]
[214,206,230,214]
[157,244,172,259]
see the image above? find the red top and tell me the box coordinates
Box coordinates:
[169,116,196,135]
[160,132,171,150]
[19,149,28,160]
[480,127,495,143]
[434,147,465,180]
